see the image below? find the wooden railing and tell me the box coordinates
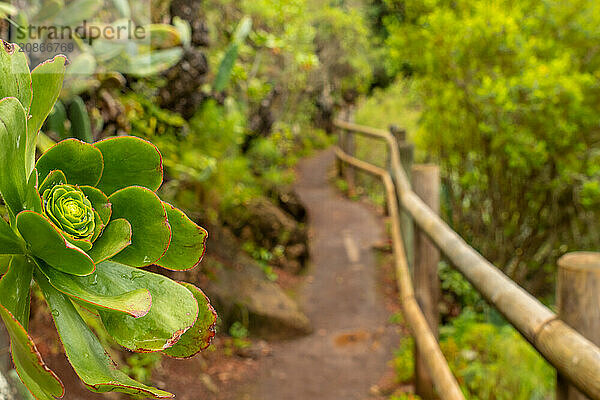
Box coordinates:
[334,119,600,400]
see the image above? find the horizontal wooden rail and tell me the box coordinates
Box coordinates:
[334,147,465,400]
[334,119,600,399]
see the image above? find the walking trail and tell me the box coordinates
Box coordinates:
[234,149,401,400]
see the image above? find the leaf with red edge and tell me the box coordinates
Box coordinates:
[0,97,29,216]
[35,270,173,398]
[16,210,95,276]
[36,139,104,187]
[38,170,67,194]
[108,186,171,267]
[0,41,32,113]
[156,203,207,271]
[36,260,151,318]
[27,55,67,175]
[0,255,33,328]
[87,218,132,263]
[95,136,163,196]
[93,260,198,352]
[80,186,111,225]
[162,282,216,358]
[0,300,64,400]
[0,217,25,255]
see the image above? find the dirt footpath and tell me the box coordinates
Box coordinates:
[232,149,401,400]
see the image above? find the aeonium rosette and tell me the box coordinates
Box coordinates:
[0,41,216,399]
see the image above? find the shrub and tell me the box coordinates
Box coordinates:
[384,0,600,292]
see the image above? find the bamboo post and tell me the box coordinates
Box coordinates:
[412,164,441,400]
[556,252,600,400]
[390,125,414,269]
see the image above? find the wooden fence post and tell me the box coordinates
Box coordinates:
[337,128,356,195]
[344,131,356,196]
[390,125,414,269]
[556,252,600,400]
[336,128,345,178]
[412,164,441,400]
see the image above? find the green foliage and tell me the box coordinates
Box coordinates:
[214,17,253,92]
[391,311,555,399]
[440,311,555,399]
[204,0,375,126]
[438,261,486,312]
[0,44,216,399]
[11,0,188,94]
[384,0,600,289]
[45,101,68,140]
[67,96,93,143]
[389,394,421,400]
[243,241,279,281]
[121,353,162,384]
[311,5,374,99]
[393,336,415,383]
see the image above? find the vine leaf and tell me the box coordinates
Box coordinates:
[162,282,216,359]
[35,270,174,399]
[156,202,207,271]
[16,211,95,276]
[95,136,163,196]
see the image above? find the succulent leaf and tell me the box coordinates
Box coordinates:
[38,170,67,194]
[156,202,207,271]
[16,210,95,276]
[42,184,96,241]
[0,41,32,116]
[45,101,68,140]
[68,96,93,143]
[95,136,163,195]
[0,217,25,255]
[0,259,64,400]
[0,255,9,274]
[0,255,33,328]
[87,218,132,263]
[162,282,216,359]
[0,97,29,216]
[93,260,198,352]
[35,271,174,399]
[28,55,67,174]
[0,303,65,400]
[108,186,171,267]
[79,185,111,225]
[36,138,104,187]
[25,169,43,214]
[36,260,151,318]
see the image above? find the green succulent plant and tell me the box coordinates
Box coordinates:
[0,40,216,399]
